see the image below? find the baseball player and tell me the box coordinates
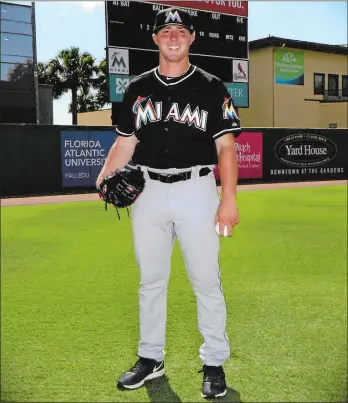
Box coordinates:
[97,7,241,399]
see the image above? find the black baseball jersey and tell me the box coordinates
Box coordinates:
[115,64,241,169]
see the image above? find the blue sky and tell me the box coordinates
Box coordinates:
[11,1,348,124]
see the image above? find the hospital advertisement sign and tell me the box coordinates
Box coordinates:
[214,131,263,181]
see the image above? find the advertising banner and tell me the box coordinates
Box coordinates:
[109,74,134,102]
[263,129,348,181]
[275,50,304,85]
[61,130,116,187]
[232,59,248,83]
[108,48,129,75]
[224,82,249,108]
[214,131,263,181]
[235,132,263,178]
[109,77,248,105]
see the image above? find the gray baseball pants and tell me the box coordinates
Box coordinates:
[131,165,230,366]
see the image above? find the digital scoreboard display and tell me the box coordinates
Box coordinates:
[106,0,249,114]
[106,0,248,59]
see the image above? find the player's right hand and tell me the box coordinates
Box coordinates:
[96,176,103,189]
[215,199,239,237]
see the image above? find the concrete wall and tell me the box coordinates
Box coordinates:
[239,47,274,127]
[77,109,112,126]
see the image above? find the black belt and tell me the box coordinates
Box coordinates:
[148,167,211,184]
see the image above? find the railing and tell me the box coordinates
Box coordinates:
[323,89,348,101]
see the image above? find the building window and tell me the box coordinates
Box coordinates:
[0,3,32,23]
[314,73,325,95]
[1,61,34,89]
[1,55,33,64]
[0,33,33,57]
[328,74,339,96]
[342,75,348,97]
[0,62,28,81]
[1,20,32,36]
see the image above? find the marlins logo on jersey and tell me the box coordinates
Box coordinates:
[133,96,161,130]
[222,97,239,120]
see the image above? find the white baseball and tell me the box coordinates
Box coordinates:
[215,223,229,237]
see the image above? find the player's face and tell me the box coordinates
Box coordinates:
[153,25,195,62]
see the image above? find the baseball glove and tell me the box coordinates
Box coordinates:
[98,164,145,218]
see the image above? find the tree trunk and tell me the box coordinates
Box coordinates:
[72,88,78,125]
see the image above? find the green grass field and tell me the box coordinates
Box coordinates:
[1,185,347,403]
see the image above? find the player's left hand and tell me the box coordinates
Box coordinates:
[215,199,239,237]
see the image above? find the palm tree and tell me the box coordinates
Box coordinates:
[38,47,98,125]
[71,89,99,113]
[37,61,59,96]
[94,58,108,109]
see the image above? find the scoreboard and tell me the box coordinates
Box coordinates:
[107,0,248,59]
[105,0,249,120]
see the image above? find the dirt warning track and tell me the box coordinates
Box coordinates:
[1,180,346,207]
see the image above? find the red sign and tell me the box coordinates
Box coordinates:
[149,0,248,17]
[214,132,263,180]
[236,132,263,179]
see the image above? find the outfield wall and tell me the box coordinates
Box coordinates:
[0,124,347,197]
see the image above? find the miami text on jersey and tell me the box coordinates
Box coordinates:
[133,96,208,131]
[222,97,239,120]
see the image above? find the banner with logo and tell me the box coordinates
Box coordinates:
[275,50,304,85]
[108,47,129,75]
[214,131,263,181]
[235,132,263,178]
[109,74,134,102]
[232,59,248,83]
[263,129,348,181]
[61,130,116,187]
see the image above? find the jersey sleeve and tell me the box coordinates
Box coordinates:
[115,81,136,137]
[211,81,241,140]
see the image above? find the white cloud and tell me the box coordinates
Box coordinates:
[57,12,67,18]
[79,1,103,13]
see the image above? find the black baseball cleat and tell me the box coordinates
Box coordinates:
[200,365,227,398]
[117,357,165,390]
